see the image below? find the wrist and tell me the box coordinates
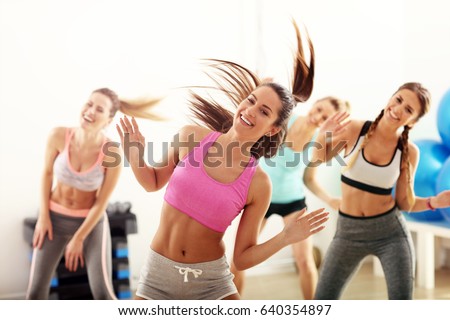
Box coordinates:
[426,197,436,211]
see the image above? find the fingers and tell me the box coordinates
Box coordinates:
[309,225,326,235]
[309,213,329,229]
[65,252,81,272]
[116,123,124,139]
[32,232,39,249]
[296,209,329,233]
[295,208,307,219]
[123,116,135,134]
[131,117,141,134]
[297,208,325,221]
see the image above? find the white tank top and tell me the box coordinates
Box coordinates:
[341,121,402,195]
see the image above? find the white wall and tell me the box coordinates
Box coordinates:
[1,0,449,298]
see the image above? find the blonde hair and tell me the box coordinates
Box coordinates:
[93,88,164,121]
[316,96,351,113]
[345,82,431,207]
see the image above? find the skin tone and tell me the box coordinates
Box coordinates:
[117,86,330,300]
[312,88,450,216]
[32,92,122,271]
[232,98,346,299]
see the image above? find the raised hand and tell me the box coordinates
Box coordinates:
[116,116,146,164]
[320,111,350,137]
[283,208,329,245]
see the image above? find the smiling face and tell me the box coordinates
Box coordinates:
[80,92,114,131]
[383,89,422,128]
[307,99,338,127]
[235,86,282,139]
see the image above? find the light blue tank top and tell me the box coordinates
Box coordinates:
[260,114,315,203]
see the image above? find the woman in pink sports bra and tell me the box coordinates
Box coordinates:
[26,88,161,299]
[118,22,330,300]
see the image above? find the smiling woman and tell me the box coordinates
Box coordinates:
[115,21,329,300]
[312,82,450,300]
[26,88,162,300]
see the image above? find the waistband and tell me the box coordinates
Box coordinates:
[49,200,90,218]
[339,205,397,219]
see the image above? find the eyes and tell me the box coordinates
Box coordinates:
[395,96,413,114]
[85,102,105,113]
[246,97,269,116]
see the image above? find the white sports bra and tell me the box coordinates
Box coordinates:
[341,121,403,195]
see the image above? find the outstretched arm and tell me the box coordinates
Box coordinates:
[232,169,329,271]
[64,145,122,272]
[396,143,450,212]
[33,127,66,249]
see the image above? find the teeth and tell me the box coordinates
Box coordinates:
[83,114,93,122]
[389,110,399,120]
[240,114,253,126]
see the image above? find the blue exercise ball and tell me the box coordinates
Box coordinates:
[409,140,449,221]
[437,88,450,149]
[436,157,450,223]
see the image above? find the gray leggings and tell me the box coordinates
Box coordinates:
[26,210,116,299]
[315,206,415,300]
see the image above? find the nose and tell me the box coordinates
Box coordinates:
[246,105,257,117]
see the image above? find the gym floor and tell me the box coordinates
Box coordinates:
[242,261,450,300]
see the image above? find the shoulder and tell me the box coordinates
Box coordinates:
[178,125,212,143]
[406,141,419,162]
[47,127,68,150]
[343,119,367,139]
[249,166,272,197]
[289,115,306,131]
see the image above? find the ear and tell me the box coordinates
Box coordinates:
[266,126,281,137]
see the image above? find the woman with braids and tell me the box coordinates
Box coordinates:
[117,22,329,300]
[230,95,351,300]
[313,83,450,299]
[27,88,161,299]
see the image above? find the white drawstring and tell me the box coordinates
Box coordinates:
[174,266,203,282]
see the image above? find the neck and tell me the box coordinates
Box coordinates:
[374,119,401,140]
[221,130,254,163]
[74,127,104,147]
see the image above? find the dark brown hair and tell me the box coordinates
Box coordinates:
[346,82,431,206]
[188,21,315,159]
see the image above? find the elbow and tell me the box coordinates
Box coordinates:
[233,256,251,271]
[232,260,247,271]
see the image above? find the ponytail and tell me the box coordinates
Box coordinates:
[93,88,164,121]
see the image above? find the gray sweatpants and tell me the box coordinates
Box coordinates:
[315,206,415,300]
[26,210,116,299]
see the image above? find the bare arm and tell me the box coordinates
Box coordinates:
[396,144,450,212]
[233,169,329,271]
[303,165,340,210]
[33,127,65,249]
[116,116,180,191]
[64,145,122,272]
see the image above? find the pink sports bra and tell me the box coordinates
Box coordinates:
[164,131,257,233]
[53,128,106,192]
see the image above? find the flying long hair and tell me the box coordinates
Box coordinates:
[188,20,315,159]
